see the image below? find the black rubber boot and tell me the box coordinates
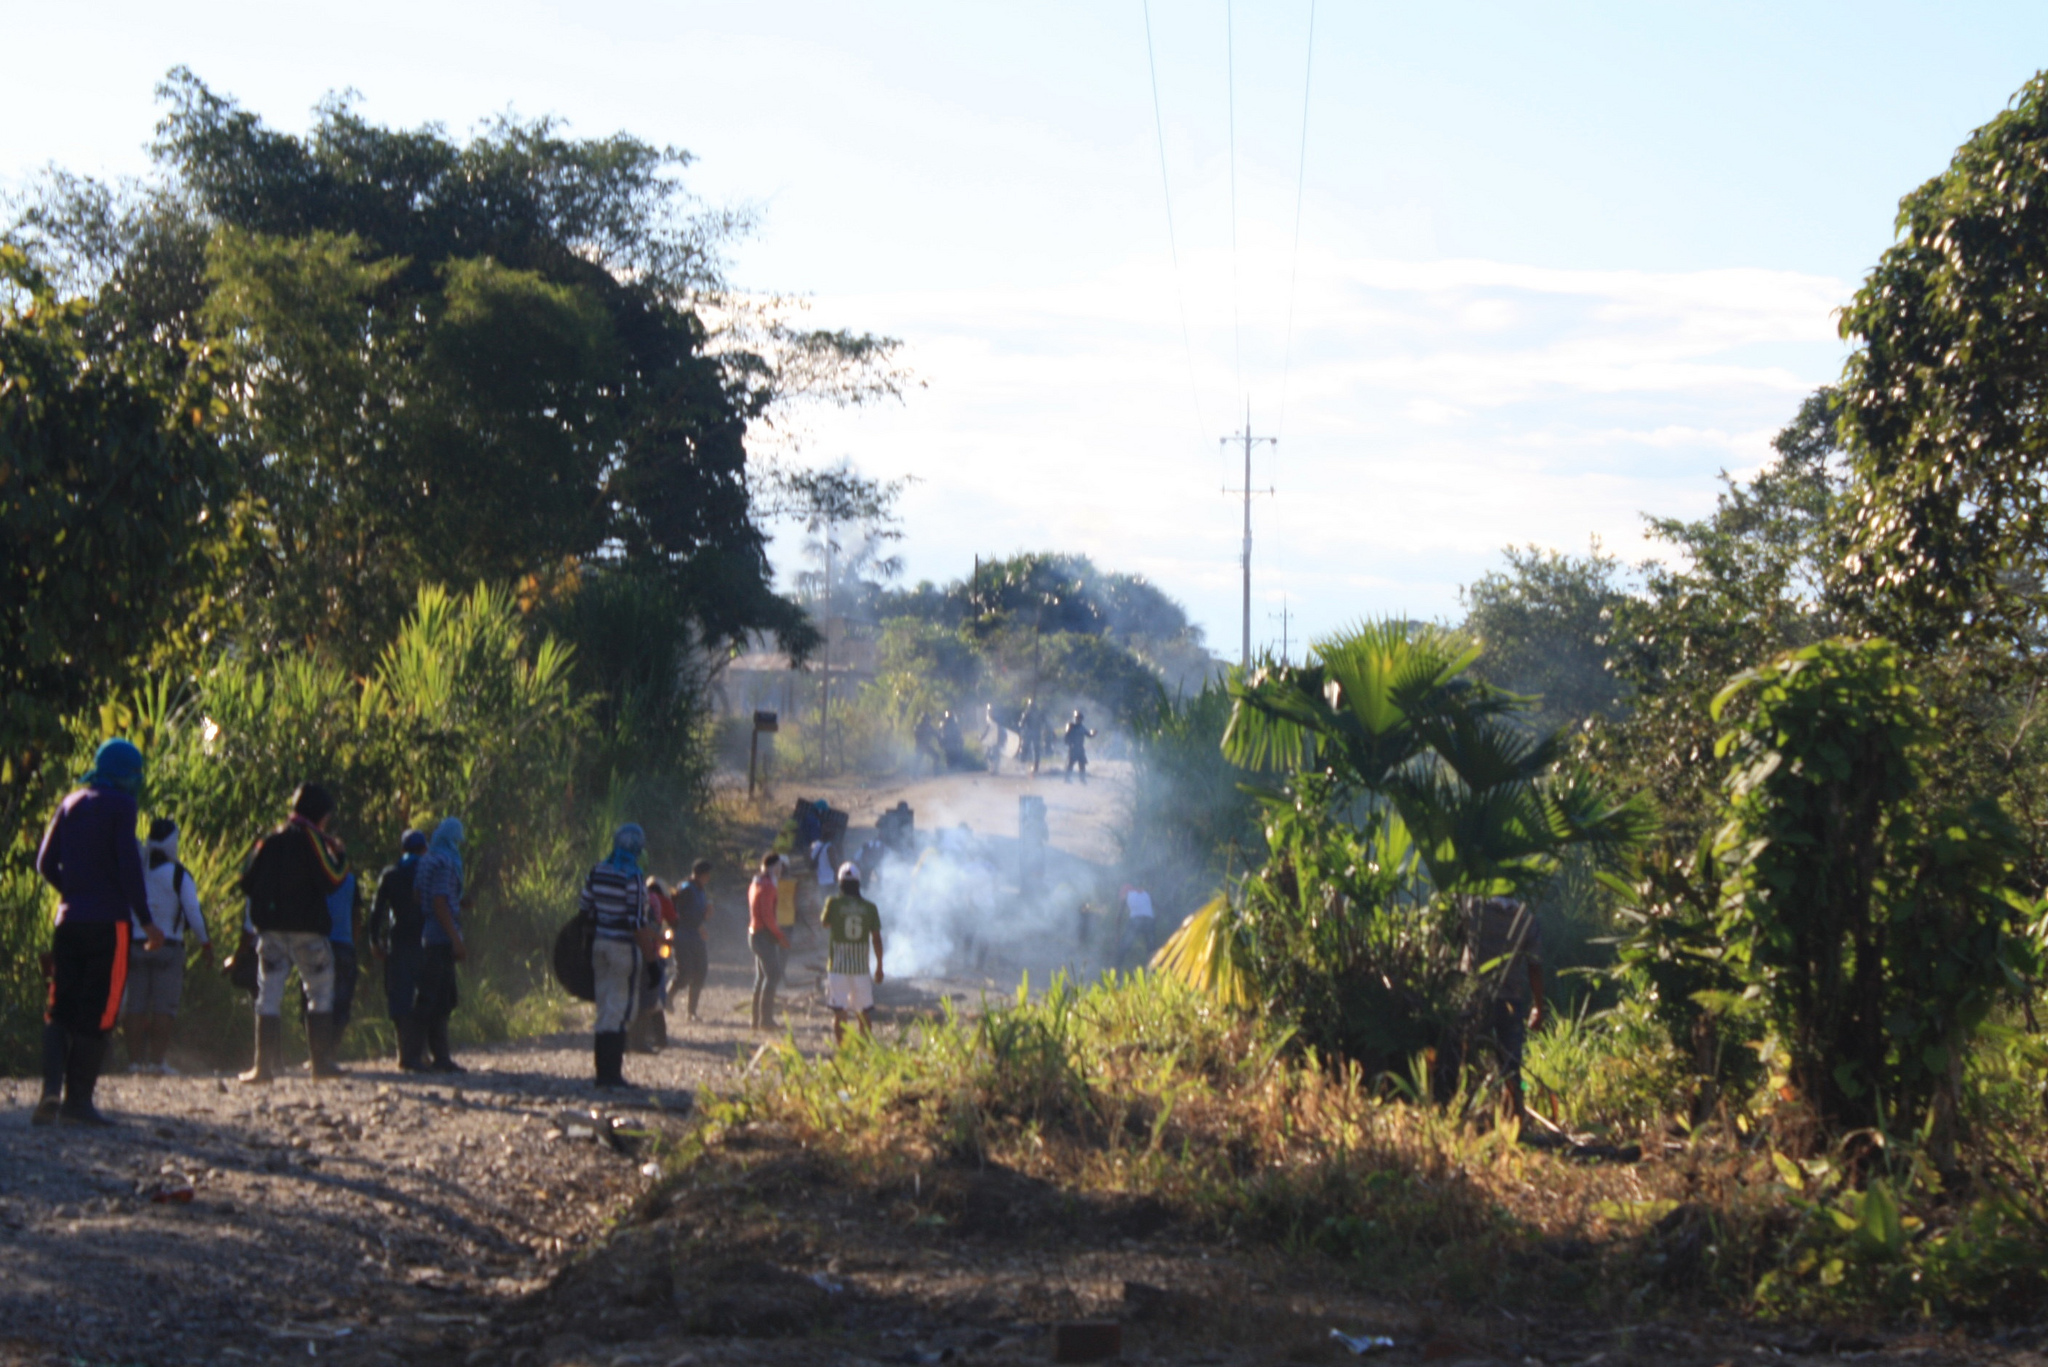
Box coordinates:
[306,1012,344,1079]
[594,1031,627,1089]
[425,1016,465,1074]
[34,1024,68,1126]
[238,1014,282,1085]
[58,1032,113,1126]
[395,1015,428,1072]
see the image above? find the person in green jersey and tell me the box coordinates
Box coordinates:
[820,861,884,1043]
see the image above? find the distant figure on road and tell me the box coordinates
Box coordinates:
[1016,698,1045,774]
[822,862,884,1045]
[414,816,470,1074]
[35,739,161,1125]
[582,823,655,1090]
[748,852,790,1031]
[1116,884,1157,970]
[982,702,1008,772]
[123,816,210,1075]
[239,783,348,1084]
[939,710,968,769]
[1063,710,1097,785]
[673,859,713,1022]
[913,714,944,775]
[369,829,429,1071]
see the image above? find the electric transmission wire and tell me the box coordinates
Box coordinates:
[1143,0,1209,441]
[1276,0,1317,443]
[1226,0,1241,399]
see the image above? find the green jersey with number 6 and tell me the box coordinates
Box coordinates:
[822,893,880,975]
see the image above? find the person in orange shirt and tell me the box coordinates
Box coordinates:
[748,852,790,1030]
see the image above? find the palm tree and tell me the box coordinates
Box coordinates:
[1157,620,1648,1053]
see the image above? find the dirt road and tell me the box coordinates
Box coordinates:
[0,950,908,1367]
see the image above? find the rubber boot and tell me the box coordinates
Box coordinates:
[58,1031,113,1126]
[238,1014,282,1085]
[306,1012,344,1079]
[34,1023,67,1126]
[395,1014,428,1072]
[594,1031,627,1089]
[425,1016,465,1074]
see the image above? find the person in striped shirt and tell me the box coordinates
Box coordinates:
[581,823,657,1089]
[820,861,884,1044]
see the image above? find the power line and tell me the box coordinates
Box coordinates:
[1226,0,1241,396]
[1141,0,1208,440]
[1276,0,1317,443]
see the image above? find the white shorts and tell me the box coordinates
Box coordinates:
[825,972,874,1013]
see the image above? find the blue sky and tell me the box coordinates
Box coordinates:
[6,1,2046,657]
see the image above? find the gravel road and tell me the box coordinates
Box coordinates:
[0,951,876,1367]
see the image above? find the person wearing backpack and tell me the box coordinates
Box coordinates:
[33,739,162,1126]
[413,817,470,1074]
[122,817,212,1074]
[237,783,348,1083]
[369,829,428,1070]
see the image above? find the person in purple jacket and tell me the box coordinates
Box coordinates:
[33,739,162,1126]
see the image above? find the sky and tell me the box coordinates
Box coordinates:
[6,1,2047,659]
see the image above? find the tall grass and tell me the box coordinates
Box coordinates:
[687,972,2048,1323]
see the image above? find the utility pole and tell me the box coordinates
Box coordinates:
[1221,399,1276,670]
[1269,594,1292,666]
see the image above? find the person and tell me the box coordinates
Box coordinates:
[672,859,713,1022]
[939,710,967,769]
[981,702,1008,773]
[238,783,348,1083]
[811,836,837,924]
[122,817,211,1075]
[854,834,888,900]
[1063,710,1097,784]
[631,875,676,1053]
[581,824,656,1089]
[1015,698,1043,774]
[413,817,469,1074]
[34,739,161,1125]
[748,852,790,1030]
[821,861,884,1044]
[1459,895,1547,1120]
[774,853,804,947]
[369,830,429,1070]
[1117,884,1157,970]
[913,714,943,776]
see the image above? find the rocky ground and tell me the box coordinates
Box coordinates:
[0,953,852,1367]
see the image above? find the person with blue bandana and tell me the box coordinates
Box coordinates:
[33,739,161,1125]
[579,823,656,1090]
[413,817,469,1074]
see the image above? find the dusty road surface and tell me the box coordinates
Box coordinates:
[0,952,907,1367]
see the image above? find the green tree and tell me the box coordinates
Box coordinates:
[1461,542,1630,735]
[1835,70,2048,646]
[1591,389,1845,843]
[9,71,905,666]
[1708,639,2043,1146]
[0,246,225,828]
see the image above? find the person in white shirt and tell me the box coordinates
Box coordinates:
[1117,885,1156,971]
[123,818,211,1074]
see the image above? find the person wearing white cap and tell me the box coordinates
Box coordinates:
[820,861,883,1044]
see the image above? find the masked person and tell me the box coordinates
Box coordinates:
[821,862,884,1045]
[370,830,429,1070]
[413,818,469,1074]
[238,783,348,1083]
[582,824,656,1090]
[34,739,161,1125]
[122,817,211,1075]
